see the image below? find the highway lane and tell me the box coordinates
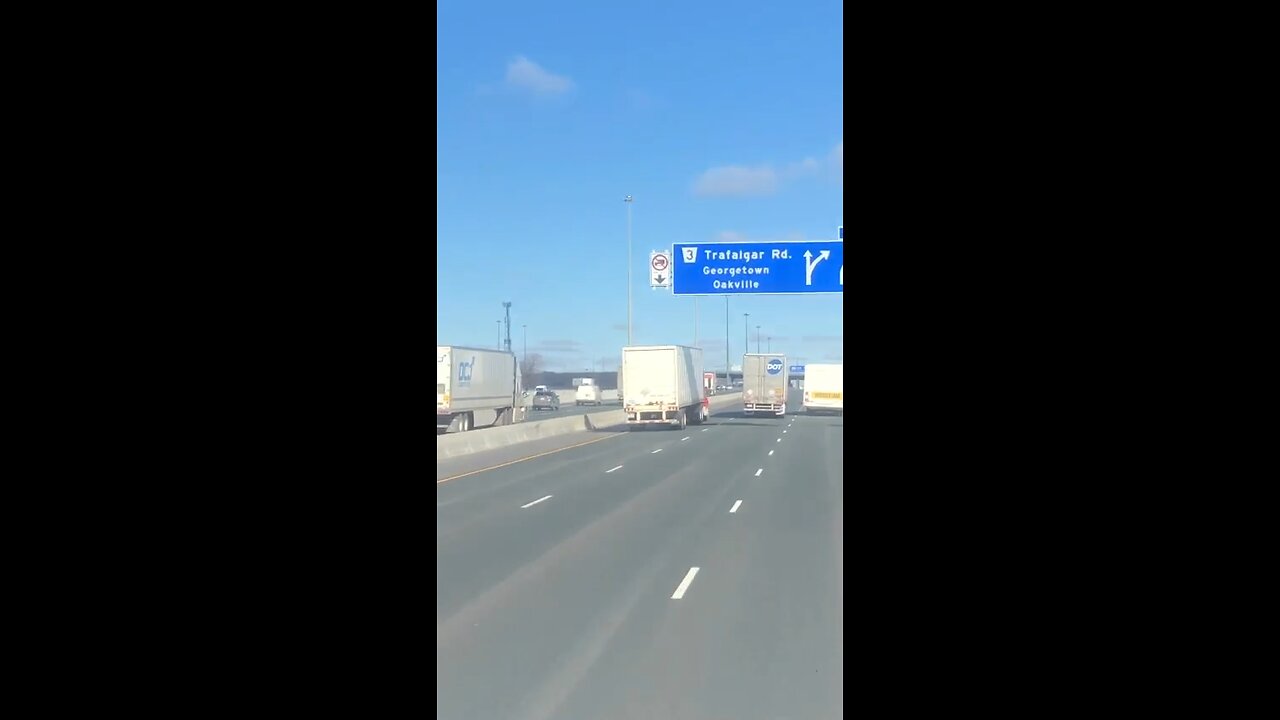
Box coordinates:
[436,409,750,621]
[436,401,843,720]
[436,392,747,488]
[524,394,621,420]
[549,410,843,720]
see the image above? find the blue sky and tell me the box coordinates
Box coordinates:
[437,0,843,372]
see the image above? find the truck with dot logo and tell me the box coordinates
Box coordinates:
[742,353,788,416]
[437,346,523,433]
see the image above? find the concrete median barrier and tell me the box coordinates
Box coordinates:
[437,392,745,460]
[437,412,595,459]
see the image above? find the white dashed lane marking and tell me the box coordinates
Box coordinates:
[521,495,553,509]
[671,567,700,599]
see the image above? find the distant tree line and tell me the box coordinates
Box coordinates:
[524,371,618,389]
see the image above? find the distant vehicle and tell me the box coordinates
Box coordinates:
[703,371,717,396]
[438,346,523,432]
[575,377,603,406]
[742,353,788,416]
[621,344,707,429]
[532,389,560,412]
[534,385,549,393]
[802,363,843,415]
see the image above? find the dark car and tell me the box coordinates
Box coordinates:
[532,390,560,411]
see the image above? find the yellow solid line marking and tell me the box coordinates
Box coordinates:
[436,433,621,485]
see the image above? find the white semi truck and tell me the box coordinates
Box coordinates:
[437,346,523,432]
[742,353,789,416]
[802,363,843,415]
[621,345,707,430]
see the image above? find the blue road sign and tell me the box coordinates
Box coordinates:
[671,241,843,295]
[789,364,805,374]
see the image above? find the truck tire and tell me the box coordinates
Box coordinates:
[678,410,687,430]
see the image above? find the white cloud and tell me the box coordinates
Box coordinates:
[693,141,842,197]
[693,165,779,197]
[505,56,574,95]
[783,157,821,180]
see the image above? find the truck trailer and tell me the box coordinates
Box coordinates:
[802,363,843,415]
[742,353,788,416]
[437,346,523,432]
[575,377,603,406]
[621,345,707,430]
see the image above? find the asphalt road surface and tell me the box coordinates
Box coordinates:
[525,393,621,419]
[437,390,843,719]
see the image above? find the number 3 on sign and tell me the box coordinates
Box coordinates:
[682,247,697,263]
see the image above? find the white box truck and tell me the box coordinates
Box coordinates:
[437,346,523,432]
[743,353,788,416]
[575,377,603,406]
[802,363,843,415]
[621,345,707,430]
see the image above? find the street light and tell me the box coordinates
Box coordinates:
[496,320,502,349]
[756,325,761,353]
[502,301,512,353]
[625,195,633,346]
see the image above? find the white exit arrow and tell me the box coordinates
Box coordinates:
[803,249,831,285]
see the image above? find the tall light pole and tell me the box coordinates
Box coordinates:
[743,313,749,357]
[502,301,512,353]
[756,325,761,353]
[497,321,502,349]
[767,336,771,353]
[625,195,633,346]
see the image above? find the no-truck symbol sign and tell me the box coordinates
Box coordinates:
[650,251,672,288]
